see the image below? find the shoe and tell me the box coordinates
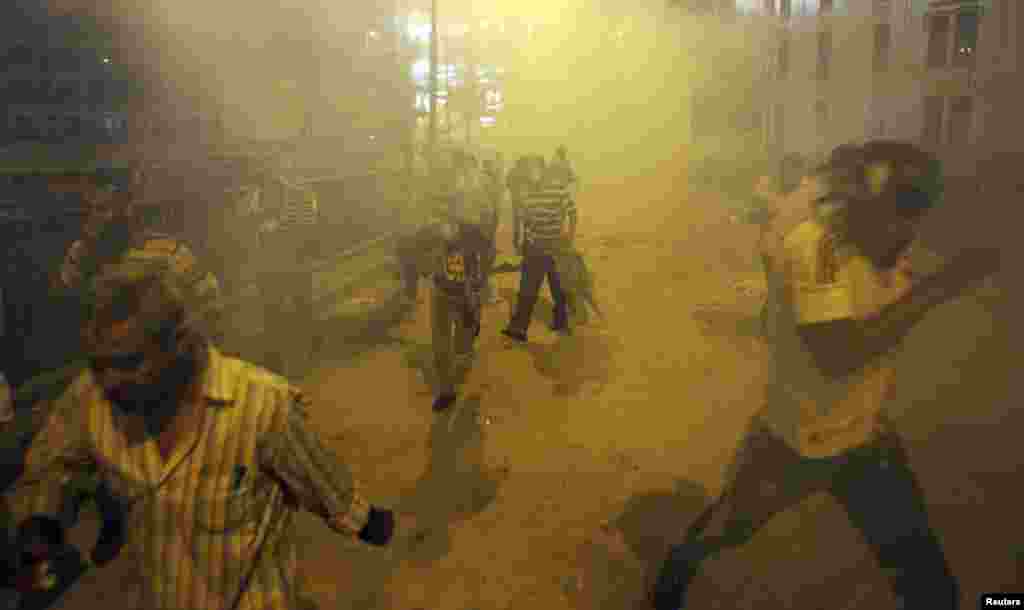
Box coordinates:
[501,328,527,343]
[649,544,701,610]
[90,528,126,566]
[432,393,457,412]
[551,323,572,336]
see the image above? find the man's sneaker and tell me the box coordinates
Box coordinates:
[501,328,527,343]
[649,544,701,610]
[432,393,457,412]
[90,528,126,566]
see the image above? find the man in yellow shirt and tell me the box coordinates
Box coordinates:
[3,249,409,609]
[652,140,999,610]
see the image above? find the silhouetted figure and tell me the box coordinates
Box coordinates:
[652,140,993,610]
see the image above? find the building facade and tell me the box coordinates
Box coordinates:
[0,16,130,146]
[966,0,1022,189]
[759,0,932,163]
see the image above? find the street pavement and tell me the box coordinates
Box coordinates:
[54,172,1020,610]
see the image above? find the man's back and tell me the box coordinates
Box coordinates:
[522,181,574,251]
[764,219,913,457]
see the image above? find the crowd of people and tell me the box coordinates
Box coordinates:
[394,144,591,412]
[0,137,1000,610]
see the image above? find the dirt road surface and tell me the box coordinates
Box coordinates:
[56,170,1020,610]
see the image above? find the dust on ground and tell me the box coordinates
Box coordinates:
[57,171,1021,610]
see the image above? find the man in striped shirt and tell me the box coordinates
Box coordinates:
[50,175,224,569]
[2,254,403,610]
[502,156,577,342]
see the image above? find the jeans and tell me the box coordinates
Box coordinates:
[652,424,958,609]
[431,285,477,396]
[507,245,568,335]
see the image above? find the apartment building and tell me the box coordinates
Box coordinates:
[968,0,1023,189]
[760,0,931,162]
[918,0,986,177]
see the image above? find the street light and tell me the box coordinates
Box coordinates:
[429,0,439,170]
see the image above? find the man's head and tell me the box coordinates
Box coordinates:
[82,261,208,414]
[818,140,942,269]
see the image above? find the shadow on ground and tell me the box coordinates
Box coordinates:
[497,286,621,397]
[570,479,711,610]
[614,479,712,567]
[527,332,621,397]
[396,395,505,564]
[691,306,764,341]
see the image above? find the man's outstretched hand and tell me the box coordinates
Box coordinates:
[357,507,395,546]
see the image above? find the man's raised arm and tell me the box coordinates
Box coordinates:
[798,248,1000,379]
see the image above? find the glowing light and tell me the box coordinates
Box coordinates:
[480,116,496,126]
[413,59,429,78]
[102,57,111,64]
[368,31,379,39]
[407,23,432,43]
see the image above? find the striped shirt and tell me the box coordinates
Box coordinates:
[278,186,319,233]
[2,347,371,610]
[521,182,576,251]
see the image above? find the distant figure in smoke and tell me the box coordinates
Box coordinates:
[502,155,575,342]
[480,157,505,305]
[506,156,533,253]
[426,150,490,412]
[548,145,578,199]
[260,176,320,379]
[652,140,996,610]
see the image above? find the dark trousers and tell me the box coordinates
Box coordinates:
[400,260,420,302]
[653,423,958,609]
[57,479,123,538]
[507,246,568,335]
[431,285,477,396]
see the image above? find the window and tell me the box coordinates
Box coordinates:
[816,28,832,80]
[7,44,32,65]
[927,15,950,68]
[89,80,105,101]
[55,81,76,102]
[66,116,83,137]
[778,34,791,78]
[873,22,891,72]
[14,115,32,136]
[948,96,973,146]
[954,10,979,68]
[922,96,944,146]
[780,0,792,19]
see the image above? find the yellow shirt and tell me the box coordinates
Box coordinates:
[3,347,371,610]
[761,220,918,458]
